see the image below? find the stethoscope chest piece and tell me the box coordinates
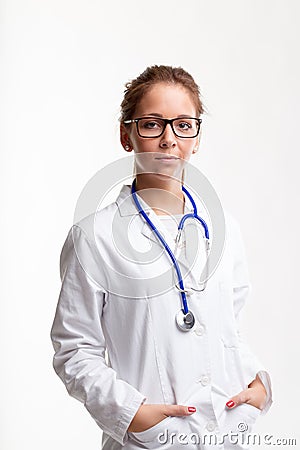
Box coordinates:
[175,309,195,332]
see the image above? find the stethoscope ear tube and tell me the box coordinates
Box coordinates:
[174,237,210,293]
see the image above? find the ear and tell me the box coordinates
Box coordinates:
[120,123,132,152]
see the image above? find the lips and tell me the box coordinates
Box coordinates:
[155,156,179,160]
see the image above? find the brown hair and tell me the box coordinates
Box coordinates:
[120,65,205,122]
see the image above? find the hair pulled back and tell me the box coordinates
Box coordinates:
[120,65,204,123]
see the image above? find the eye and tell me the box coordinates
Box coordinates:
[177,121,192,130]
[140,119,163,130]
[174,118,198,135]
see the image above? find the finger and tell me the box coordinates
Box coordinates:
[225,388,252,409]
[163,404,197,416]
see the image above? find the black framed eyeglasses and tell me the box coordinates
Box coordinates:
[123,116,202,138]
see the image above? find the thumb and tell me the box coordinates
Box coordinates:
[226,389,251,409]
[163,404,197,417]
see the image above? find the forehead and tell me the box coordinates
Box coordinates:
[134,82,197,117]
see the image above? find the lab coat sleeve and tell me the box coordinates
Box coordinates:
[50,225,146,445]
[229,215,273,415]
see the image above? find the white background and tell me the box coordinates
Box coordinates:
[1,1,299,449]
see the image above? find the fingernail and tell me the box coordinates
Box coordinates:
[188,406,196,413]
[226,400,235,408]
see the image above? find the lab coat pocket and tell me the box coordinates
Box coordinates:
[222,403,261,449]
[129,416,177,448]
[241,402,261,418]
[218,281,239,348]
[225,403,261,433]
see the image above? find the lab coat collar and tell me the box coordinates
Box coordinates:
[115,184,197,248]
[116,184,150,217]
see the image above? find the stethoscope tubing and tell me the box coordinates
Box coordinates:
[131,178,210,316]
[180,186,209,239]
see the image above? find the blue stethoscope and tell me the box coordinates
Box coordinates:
[131,178,210,332]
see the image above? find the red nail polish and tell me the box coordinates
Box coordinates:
[188,406,196,413]
[226,400,235,408]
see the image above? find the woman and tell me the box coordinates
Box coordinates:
[51,65,273,450]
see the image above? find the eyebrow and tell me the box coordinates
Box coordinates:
[140,113,193,118]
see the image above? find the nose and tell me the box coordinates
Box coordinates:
[159,123,177,148]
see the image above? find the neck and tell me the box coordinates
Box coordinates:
[134,174,185,216]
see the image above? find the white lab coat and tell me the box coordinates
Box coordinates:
[51,184,273,450]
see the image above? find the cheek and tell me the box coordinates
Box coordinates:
[182,143,195,158]
[132,138,154,153]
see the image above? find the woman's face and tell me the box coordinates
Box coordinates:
[121,82,200,180]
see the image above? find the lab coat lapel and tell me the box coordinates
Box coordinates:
[115,184,177,253]
[140,212,177,254]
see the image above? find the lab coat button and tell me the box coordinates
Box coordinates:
[194,325,205,336]
[200,374,210,386]
[206,420,217,432]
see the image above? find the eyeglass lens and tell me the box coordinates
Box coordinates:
[137,118,199,138]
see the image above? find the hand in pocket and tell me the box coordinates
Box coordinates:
[128,403,197,433]
[225,374,267,411]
